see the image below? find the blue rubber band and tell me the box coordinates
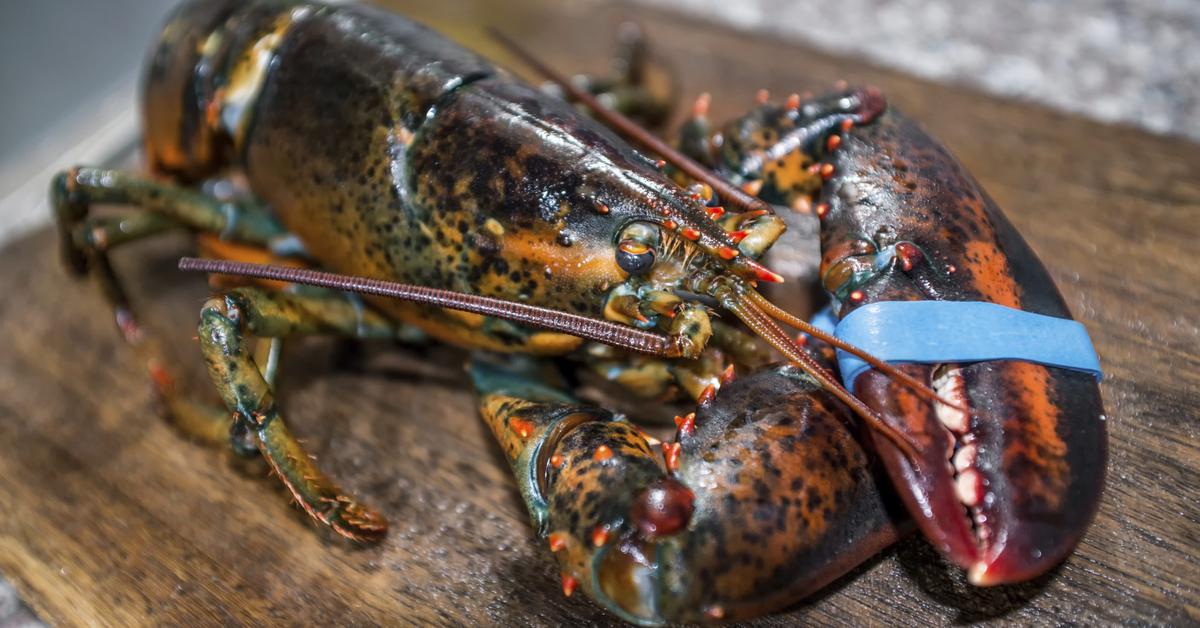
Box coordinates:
[809,301,1103,389]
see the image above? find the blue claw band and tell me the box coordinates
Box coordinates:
[809,301,1103,389]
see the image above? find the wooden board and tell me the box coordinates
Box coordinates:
[1,0,1197,624]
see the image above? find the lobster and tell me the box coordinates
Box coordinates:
[48,0,1104,623]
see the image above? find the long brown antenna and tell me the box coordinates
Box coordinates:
[489,28,771,216]
[179,258,681,357]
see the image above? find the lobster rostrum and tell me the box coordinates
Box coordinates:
[674,86,1107,584]
[48,0,1101,624]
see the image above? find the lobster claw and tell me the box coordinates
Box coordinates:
[651,364,906,621]
[856,362,1105,585]
[805,101,1108,586]
[475,359,906,624]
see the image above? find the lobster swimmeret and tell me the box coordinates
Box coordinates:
[51,0,1105,623]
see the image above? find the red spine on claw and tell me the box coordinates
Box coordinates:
[663,442,682,472]
[675,412,696,437]
[720,364,736,385]
[510,418,534,439]
[561,574,579,597]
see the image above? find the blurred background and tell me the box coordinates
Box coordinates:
[1,0,1198,251]
[0,0,1196,623]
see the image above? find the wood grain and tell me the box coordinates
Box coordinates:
[1,0,1197,625]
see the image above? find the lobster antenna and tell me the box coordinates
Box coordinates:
[488,28,771,216]
[178,258,681,357]
[181,258,926,463]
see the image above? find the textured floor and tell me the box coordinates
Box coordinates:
[635,0,1200,140]
[0,577,40,628]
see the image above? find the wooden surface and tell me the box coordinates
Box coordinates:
[2,0,1198,625]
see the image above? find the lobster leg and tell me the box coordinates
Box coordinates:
[472,355,906,624]
[198,286,401,542]
[49,167,296,446]
[51,167,291,274]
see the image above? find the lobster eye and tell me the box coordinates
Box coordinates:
[617,240,656,275]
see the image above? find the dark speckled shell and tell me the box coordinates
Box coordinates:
[661,365,904,620]
[237,2,709,345]
[819,108,1106,580]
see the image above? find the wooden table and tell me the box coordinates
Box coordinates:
[1,0,1196,624]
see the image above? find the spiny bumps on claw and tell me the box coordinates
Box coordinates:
[720,364,736,385]
[561,574,579,597]
[593,445,613,461]
[662,442,682,472]
[696,384,717,406]
[895,242,922,272]
[510,418,534,439]
[591,524,610,547]
[548,532,567,552]
[674,412,696,437]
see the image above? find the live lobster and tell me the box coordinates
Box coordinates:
[50,0,1105,623]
